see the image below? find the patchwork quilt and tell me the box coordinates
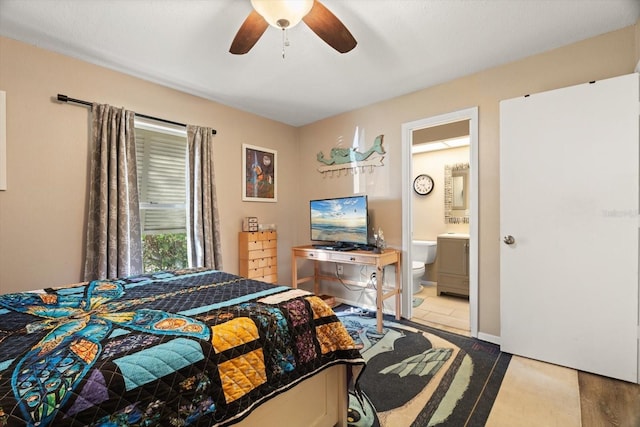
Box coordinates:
[0,269,364,426]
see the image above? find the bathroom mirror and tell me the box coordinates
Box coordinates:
[452,175,466,209]
[444,163,470,224]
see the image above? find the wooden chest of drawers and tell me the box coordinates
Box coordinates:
[238,231,277,283]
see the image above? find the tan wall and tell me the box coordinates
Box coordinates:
[413,146,470,240]
[297,23,638,337]
[0,22,638,337]
[0,36,299,293]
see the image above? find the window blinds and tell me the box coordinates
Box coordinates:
[135,128,187,234]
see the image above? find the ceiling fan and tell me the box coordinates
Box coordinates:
[229,0,357,55]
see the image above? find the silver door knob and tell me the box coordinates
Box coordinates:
[503,235,515,245]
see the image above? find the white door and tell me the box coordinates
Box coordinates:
[500,73,639,383]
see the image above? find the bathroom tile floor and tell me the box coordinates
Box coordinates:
[411,284,470,335]
[409,284,640,426]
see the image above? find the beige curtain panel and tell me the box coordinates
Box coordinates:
[84,104,142,281]
[186,125,222,270]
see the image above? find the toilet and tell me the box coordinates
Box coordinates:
[412,240,437,294]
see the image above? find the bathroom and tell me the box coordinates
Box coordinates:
[410,119,470,333]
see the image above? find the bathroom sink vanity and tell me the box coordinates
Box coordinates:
[437,234,469,297]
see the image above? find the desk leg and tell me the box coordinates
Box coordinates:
[313,260,320,295]
[291,254,298,289]
[395,261,401,320]
[376,265,384,333]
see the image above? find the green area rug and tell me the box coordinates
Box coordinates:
[336,307,511,427]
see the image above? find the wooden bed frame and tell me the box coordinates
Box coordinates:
[236,364,348,427]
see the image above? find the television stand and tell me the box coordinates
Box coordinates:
[291,245,401,333]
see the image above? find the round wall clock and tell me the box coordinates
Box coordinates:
[413,174,434,195]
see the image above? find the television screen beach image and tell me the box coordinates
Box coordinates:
[310,196,368,245]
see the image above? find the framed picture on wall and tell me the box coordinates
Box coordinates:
[242,144,277,202]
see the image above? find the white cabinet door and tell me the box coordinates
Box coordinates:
[500,73,639,383]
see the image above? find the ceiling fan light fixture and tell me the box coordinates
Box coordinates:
[250,0,314,29]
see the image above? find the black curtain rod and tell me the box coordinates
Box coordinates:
[56,94,217,135]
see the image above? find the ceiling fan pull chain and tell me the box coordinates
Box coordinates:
[281,28,291,59]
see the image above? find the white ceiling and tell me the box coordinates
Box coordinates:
[1,0,638,126]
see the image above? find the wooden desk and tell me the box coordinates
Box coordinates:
[291,245,401,332]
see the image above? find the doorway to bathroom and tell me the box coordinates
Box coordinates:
[401,108,478,337]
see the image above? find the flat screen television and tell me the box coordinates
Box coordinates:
[310,195,369,248]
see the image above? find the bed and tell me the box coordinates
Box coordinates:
[0,268,365,426]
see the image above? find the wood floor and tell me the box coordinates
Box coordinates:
[579,372,640,427]
[410,285,640,426]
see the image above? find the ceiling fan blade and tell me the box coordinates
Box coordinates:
[229,9,269,55]
[303,1,357,53]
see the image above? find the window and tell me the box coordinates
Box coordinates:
[135,120,188,272]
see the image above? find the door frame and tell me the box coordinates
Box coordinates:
[401,107,479,337]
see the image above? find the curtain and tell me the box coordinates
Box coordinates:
[186,125,223,270]
[84,104,142,281]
